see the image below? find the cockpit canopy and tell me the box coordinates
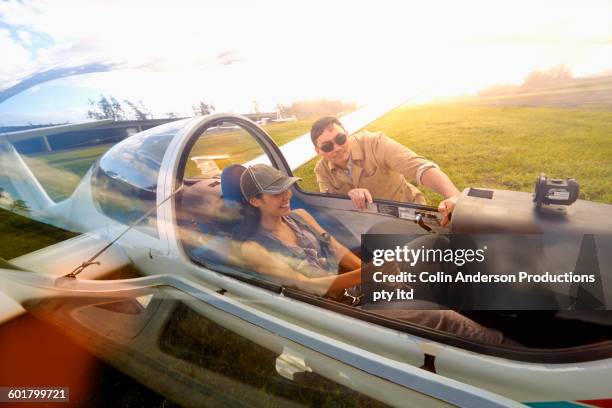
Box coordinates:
[91,119,189,231]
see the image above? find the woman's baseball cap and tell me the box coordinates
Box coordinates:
[240,164,301,200]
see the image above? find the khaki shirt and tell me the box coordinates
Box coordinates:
[314,131,438,205]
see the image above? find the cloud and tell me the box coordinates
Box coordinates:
[17,30,32,45]
[0,0,610,123]
[0,30,34,89]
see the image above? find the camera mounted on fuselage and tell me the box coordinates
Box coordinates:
[534,172,579,213]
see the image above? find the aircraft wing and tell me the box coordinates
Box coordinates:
[245,99,407,170]
[0,119,114,144]
[0,232,131,324]
[0,120,114,229]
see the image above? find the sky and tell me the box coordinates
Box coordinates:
[0,0,610,125]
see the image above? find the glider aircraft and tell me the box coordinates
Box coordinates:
[0,105,611,407]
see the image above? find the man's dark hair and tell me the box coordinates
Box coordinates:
[310,116,344,145]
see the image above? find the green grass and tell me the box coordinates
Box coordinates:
[7,102,612,213]
[15,120,313,200]
[466,75,612,110]
[184,119,313,178]
[17,119,313,199]
[294,104,612,205]
[0,208,77,259]
[5,102,612,256]
[23,144,112,201]
[162,302,386,407]
[262,119,313,145]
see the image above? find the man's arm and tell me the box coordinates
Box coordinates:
[375,133,459,197]
[375,132,434,183]
[420,167,460,226]
[420,167,460,198]
[376,132,460,225]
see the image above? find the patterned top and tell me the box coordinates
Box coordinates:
[253,213,338,278]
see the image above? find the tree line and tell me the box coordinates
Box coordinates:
[275,99,358,119]
[87,96,151,121]
[86,95,357,121]
[86,95,216,121]
[0,188,30,213]
[478,65,576,97]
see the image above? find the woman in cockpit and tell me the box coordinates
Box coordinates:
[237,164,516,346]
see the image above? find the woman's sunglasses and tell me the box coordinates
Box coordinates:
[318,133,348,153]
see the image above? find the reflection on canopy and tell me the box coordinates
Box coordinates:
[91,120,188,230]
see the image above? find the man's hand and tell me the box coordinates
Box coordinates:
[348,188,373,210]
[421,168,460,225]
[438,195,458,226]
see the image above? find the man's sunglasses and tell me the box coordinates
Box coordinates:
[318,133,348,153]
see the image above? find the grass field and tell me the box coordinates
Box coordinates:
[294,104,612,205]
[22,145,112,202]
[3,89,612,259]
[0,208,77,259]
[184,119,313,178]
[22,120,315,201]
[21,105,612,206]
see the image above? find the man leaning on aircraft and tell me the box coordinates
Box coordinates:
[311,116,460,225]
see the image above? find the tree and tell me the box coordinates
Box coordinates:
[87,95,156,120]
[274,99,358,119]
[192,101,215,116]
[124,99,152,120]
[10,199,30,213]
[87,94,126,121]
[109,96,126,120]
[521,65,573,91]
[274,103,287,119]
[477,65,575,97]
